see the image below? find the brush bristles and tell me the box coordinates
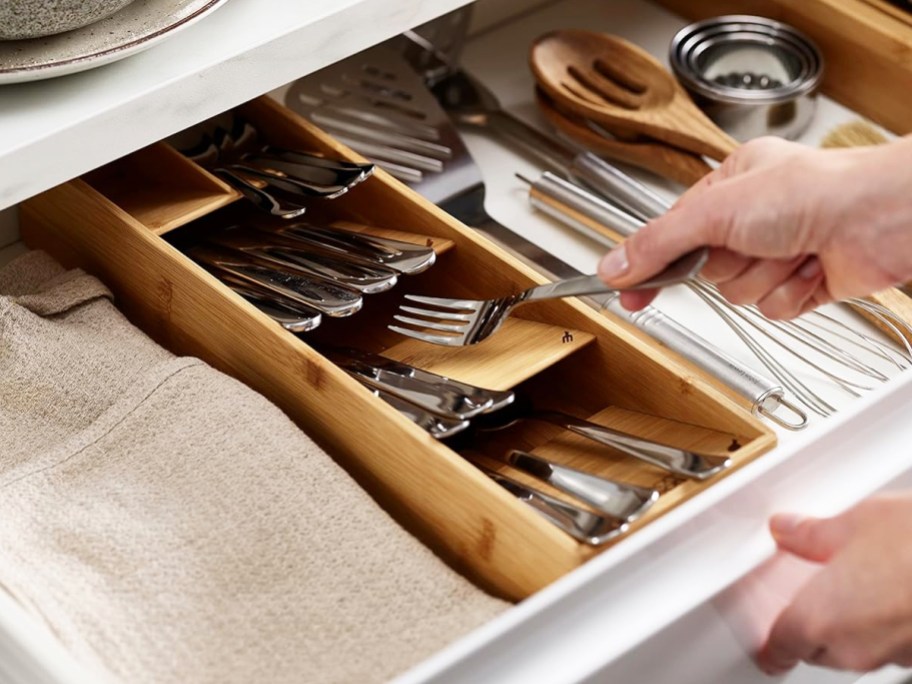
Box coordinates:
[820,119,890,149]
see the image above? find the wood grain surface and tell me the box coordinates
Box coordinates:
[20,93,776,600]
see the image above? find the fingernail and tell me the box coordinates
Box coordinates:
[769,513,806,538]
[799,257,822,279]
[598,245,629,281]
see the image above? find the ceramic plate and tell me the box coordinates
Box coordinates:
[0,0,230,84]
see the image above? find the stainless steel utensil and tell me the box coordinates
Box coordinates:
[327,347,514,414]
[331,355,493,420]
[479,409,731,480]
[205,164,309,219]
[206,229,399,294]
[210,133,355,210]
[426,67,676,222]
[504,450,658,522]
[390,265,705,347]
[213,270,323,333]
[187,245,363,317]
[168,114,374,218]
[209,117,372,195]
[371,388,470,439]
[261,222,437,275]
[478,466,630,545]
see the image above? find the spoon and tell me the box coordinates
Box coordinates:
[535,87,713,186]
[530,29,739,161]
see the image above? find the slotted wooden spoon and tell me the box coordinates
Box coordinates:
[535,87,713,185]
[531,29,739,161]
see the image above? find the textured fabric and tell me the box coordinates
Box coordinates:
[0,251,507,684]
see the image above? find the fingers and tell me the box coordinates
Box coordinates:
[598,163,808,290]
[618,289,658,311]
[699,247,753,283]
[756,588,876,676]
[711,255,825,319]
[759,492,912,676]
[675,136,800,209]
[715,256,807,305]
[768,513,853,563]
[757,562,894,675]
[596,136,823,307]
[755,257,826,319]
[757,603,825,676]
[597,199,729,289]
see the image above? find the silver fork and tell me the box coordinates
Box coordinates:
[391,257,704,346]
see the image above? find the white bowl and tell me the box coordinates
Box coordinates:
[0,0,136,40]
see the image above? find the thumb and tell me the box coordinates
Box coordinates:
[769,513,852,563]
[597,206,716,289]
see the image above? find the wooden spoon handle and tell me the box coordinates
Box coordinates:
[536,89,712,186]
[664,89,740,161]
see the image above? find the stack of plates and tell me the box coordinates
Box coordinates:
[0,0,229,84]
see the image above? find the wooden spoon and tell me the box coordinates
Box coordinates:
[530,29,739,161]
[535,87,713,186]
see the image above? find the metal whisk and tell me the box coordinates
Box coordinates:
[520,170,912,418]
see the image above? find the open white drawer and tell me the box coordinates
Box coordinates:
[2,0,912,683]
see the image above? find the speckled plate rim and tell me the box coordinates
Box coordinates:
[0,0,230,84]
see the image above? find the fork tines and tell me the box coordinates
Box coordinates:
[389,294,479,346]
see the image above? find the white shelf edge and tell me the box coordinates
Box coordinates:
[0,0,472,212]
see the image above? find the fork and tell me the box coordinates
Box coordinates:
[391,254,705,346]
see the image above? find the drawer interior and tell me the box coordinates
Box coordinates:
[651,0,912,135]
[20,94,776,601]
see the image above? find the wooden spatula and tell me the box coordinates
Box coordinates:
[530,29,738,161]
[535,88,713,186]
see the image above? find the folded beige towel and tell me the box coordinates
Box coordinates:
[0,251,507,684]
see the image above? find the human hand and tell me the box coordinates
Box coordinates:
[597,135,912,317]
[757,491,912,675]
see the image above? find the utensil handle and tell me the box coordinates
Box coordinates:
[343,366,490,420]
[524,249,704,300]
[371,388,469,440]
[212,168,307,219]
[526,274,613,301]
[481,110,675,224]
[188,247,362,317]
[506,451,657,522]
[532,411,730,480]
[568,151,671,220]
[230,162,347,198]
[606,299,807,429]
[527,171,710,287]
[528,171,646,243]
[478,466,628,545]
[482,110,577,172]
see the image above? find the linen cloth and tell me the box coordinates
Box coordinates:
[0,251,507,684]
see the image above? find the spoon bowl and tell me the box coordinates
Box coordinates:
[530,29,738,161]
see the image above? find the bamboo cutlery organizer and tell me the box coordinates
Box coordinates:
[20,95,776,601]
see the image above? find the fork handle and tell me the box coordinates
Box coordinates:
[525,274,615,301]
